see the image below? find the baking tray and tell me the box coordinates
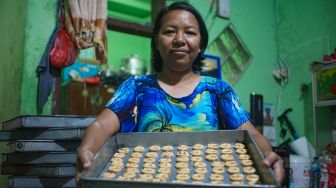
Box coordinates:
[80,130,279,188]
[2,152,76,164]
[7,140,80,152]
[0,128,84,141]
[8,176,75,188]
[1,164,75,176]
[2,115,94,130]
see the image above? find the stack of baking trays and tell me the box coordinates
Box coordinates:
[80,130,280,188]
[0,115,95,188]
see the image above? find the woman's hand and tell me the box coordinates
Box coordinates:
[76,149,94,185]
[77,149,95,170]
[263,151,285,183]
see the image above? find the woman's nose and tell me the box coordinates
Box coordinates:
[174,32,185,44]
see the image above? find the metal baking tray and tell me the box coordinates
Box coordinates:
[2,115,94,130]
[80,130,279,188]
[2,152,76,164]
[7,140,80,152]
[0,128,84,141]
[1,164,75,176]
[8,176,75,188]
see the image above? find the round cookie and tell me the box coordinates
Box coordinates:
[243,166,256,174]
[155,173,170,181]
[177,145,189,151]
[128,157,140,164]
[101,172,116,179]
[211,161,225,167]
[141,167,155,174]
[212,166,225,174]
[130,152,142,158]
[221,154,234,161]
[148,145,161,152]
[238,154,250,160]
[161,151,174,159]
[205,154,218,161]
[108,165,122,172]
[133,146,145,153]
[145,152,158,158]
[225,160,238,167]
[221,149,233,154]
[162,145,174,152]
[246,174,260,183]
[113,152,126,158]
[191,150,203,156]
[240,159,253,166]
[176,150,189,157]
[194,161,206,168]
[230,174,244,182]
[158,167,171,174]
[110,157,123,163]
[110,160,123,167]
[205,149,218,155]
[175,174,190,181]
[235,148,247,154]
[192,144,204,150]
[125,167,139,174]
[192,173,205,181]
[220,143,231,149]
[176,156,189,163]
[234,143,245,149]
[138,174,154,180]
[227,166,240,174]
[118,147,130,154]
[143,157,156,163]
[143,162,156,168]
[159,162,172,168]
[207,143,219,149]
[209,174,224,181]
[159,158,172,163]
[175,162,189,169]
[191,156,203,163]
[177,168,191,174]
[125,162,139,168]
[194,167,207,174]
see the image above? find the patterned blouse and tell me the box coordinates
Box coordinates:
[106,74,250,132]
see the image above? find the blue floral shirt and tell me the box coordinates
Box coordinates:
[106,74,250,132]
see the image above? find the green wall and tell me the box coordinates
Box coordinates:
[107,31,151,72]
[0,0,28,187]
[276,0,336,150]
[0,1,336,186]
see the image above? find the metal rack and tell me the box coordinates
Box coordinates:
[0,115,93,188]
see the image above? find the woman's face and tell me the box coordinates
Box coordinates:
[156,9,201,72]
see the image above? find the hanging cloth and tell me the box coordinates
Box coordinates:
[36,0,63,109]
[66,0,108,64]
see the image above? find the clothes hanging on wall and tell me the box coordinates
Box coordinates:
[66,0,108,64]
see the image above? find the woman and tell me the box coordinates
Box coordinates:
[77,1,284,183]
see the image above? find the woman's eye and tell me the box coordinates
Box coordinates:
[186,31,197,36]
[163,30,175,35]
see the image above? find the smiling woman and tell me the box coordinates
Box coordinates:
[77,2,284,184]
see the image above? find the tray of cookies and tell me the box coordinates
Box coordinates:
[79,130,279,187]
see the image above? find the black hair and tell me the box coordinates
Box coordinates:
[151,2,209,72]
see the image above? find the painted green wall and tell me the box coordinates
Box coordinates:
[107,31,151,72]
[0,1,336,185]
[20,0,56,115]
[276,0,336,150]
[0,0,28,187]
